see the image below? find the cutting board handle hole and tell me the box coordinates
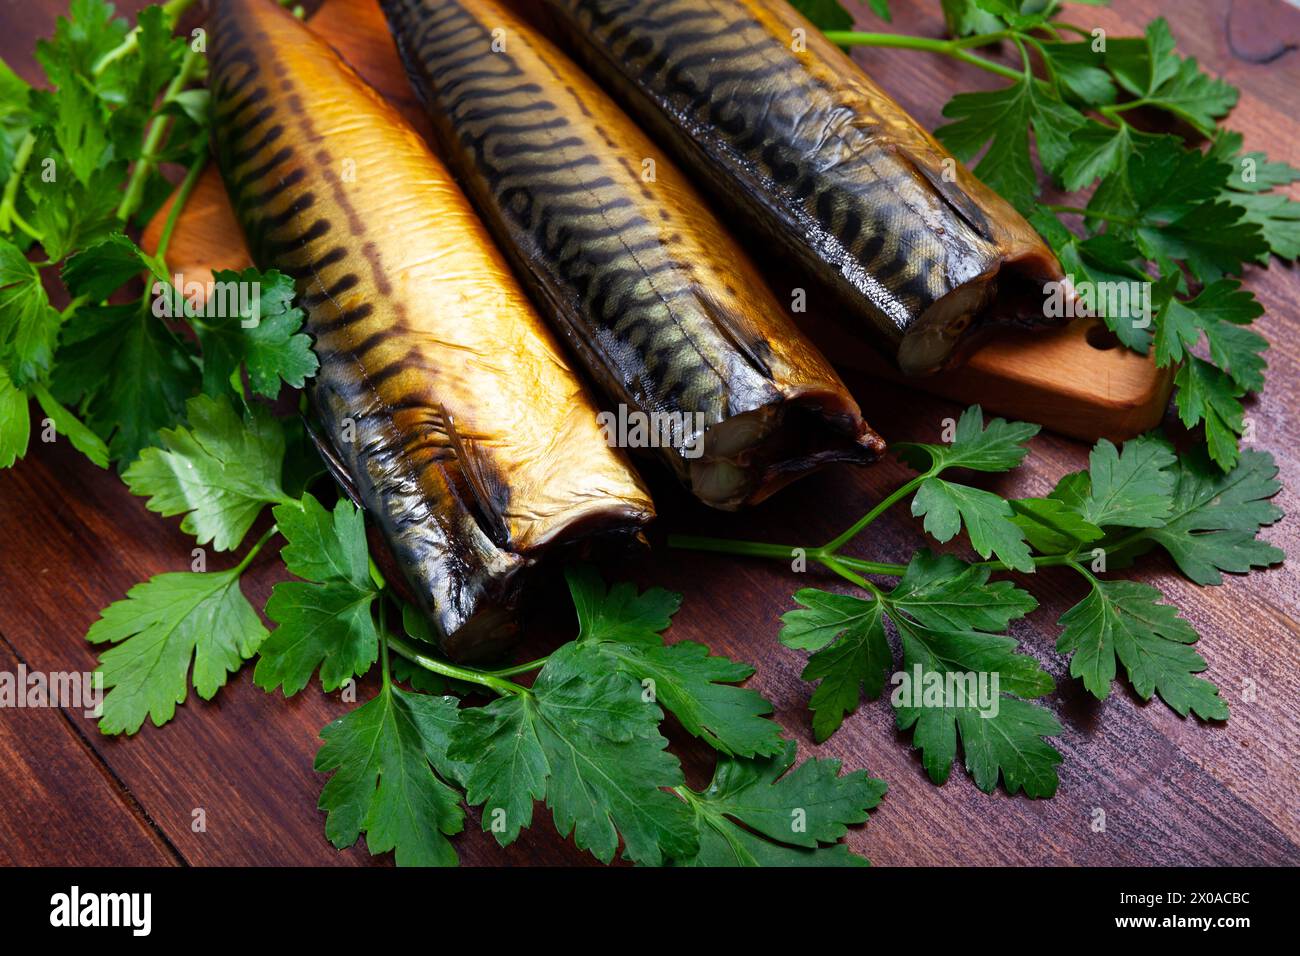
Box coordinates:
[1085,322,1120,351]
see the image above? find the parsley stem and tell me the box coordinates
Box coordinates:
[378,600,391,687]
[154,146,208,263]
[669,534,908,580]
[8,207,43,242]
[367,557,387,592]
[667,535,801,561]
[831,556,908,576]
[821,473,928,554]
[117,46,203,224]
[819,555,877,593]
[60,295,88,320]
[385,633,529,697]
[971,552,1077,571]
[92,0,198,77]
[484,658,548,678]
[0,132,38,238]
[1101,99,1154,116]
[234,523,279,575]
[821,30,1023,81]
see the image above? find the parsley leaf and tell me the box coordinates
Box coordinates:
[277,488,371,585]
[567,566,783,757]
[30,380,109,467]
[192,268,317,399]
[1038,41,1116,107]
[0,236,61,385]
[1057,578,1228,720]
[1091,135,1266,284]
[1078,436,1176,529]
[1154,279,1267,392]
[34,0,129,89]
[255,494,380,695]
[937,76,1085,208]
[896,404,1039,474]
[1211,134,1300,260]
[450,641,696,865]
[888,550,1038,631]
[1229,192,1300,262]
[315,682,465,867]
[0,366,29,467]
[51,300,199,465]
[1215,131,1300,193]
[1027,211,1156,351]
[87,565,268,734]
[1059,121,1152,191]
[911,478,1035,571]
[1137,447,1283,585]
[1105,18,1237,135]
[1174,356,1244,471]
[672,741,885,866]
[942,0,1004,36]
[123,394,290,551]
[1009,497,1104,553]
[781,552,1053,795]
[783,590,889,741]
[62,232,166,302]
[891,612,1061,797]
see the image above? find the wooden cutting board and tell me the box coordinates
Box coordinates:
[144,0,1173,443]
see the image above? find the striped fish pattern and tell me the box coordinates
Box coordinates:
[209,0,653,659]
[539,0,1068,373]
[382,0,884,510]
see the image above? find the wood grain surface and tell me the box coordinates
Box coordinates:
[0,0,1297,867]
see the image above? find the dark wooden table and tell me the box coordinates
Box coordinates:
[1,0,1296,867]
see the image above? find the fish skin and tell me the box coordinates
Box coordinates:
[208,0,653,659]
[382,0,885,510]
[537,0,1069,374]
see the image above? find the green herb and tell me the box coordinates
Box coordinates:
[672,741,886,866]
[123,394,293,551]
[256,494,382,695]
[89,456,871,864]
[567,565,784,758]
[316,677,466,867]
[87,529,273,735]
[0,0,224,471]
[673,405,1283,796]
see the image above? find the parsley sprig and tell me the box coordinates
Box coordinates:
[672,405,1283,796]
[87,407,887,865]
[795,0,1298,471]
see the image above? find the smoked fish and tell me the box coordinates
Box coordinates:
[209,0,653,659]
[381,0,885,510]
[537,0,1069,374]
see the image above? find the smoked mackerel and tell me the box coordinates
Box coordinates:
[382,0,885,509]
[209,0,653,659]
[538,0,1069,373]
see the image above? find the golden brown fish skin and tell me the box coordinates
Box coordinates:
[537,0,1068,374]
[208,0,653,659]
[382,0,884,510]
